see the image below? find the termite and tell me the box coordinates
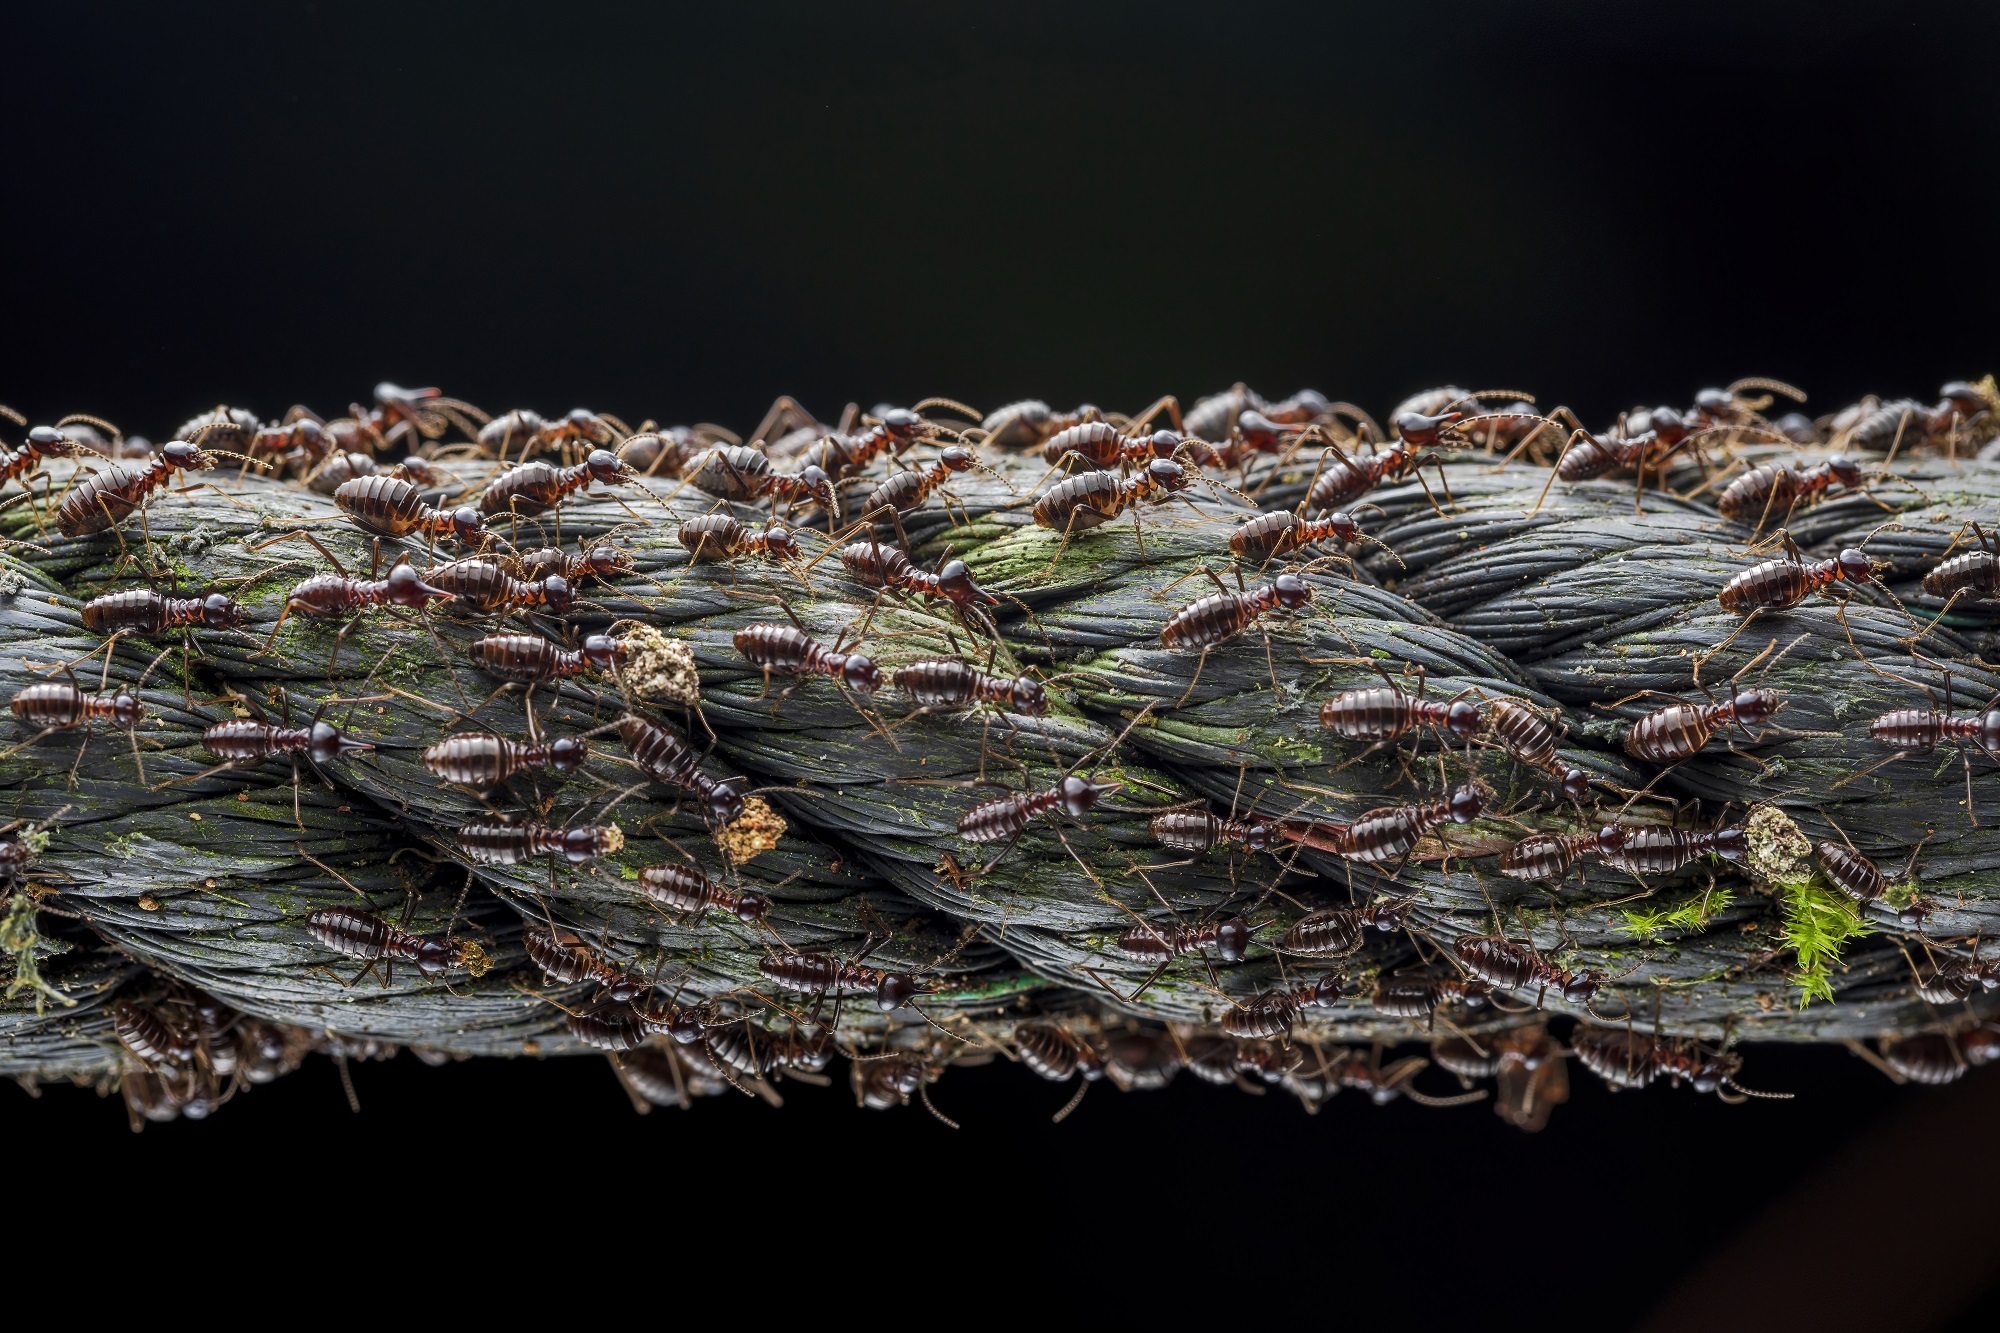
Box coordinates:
[732,624,882,693]
[1222,976,1345,1039]
[680,446,837,516]
[1453,934,1605,1007]
[1876,1025,2000,1084]
[1275,902,1409,956]
[635,862,769,922]
[890,658,1048,715]
[1302,416,1457,514]
[368,382,490,450]
[421,732,588,789]
[1013,1020,1104,1121]
[476,406,629,459]
[1160,572,1314,651]
[57,436,260,538]
[1498,830,1603,881]
[306,906,492,979]
[956,772,1122,843]
[304,453,441,495]
[1113,915,1253,963]
[1595,821,1747,877]
[1569,1024,1788,1100]
[1622,688,1784,764]
[478,448,640,518]
[758,949,935,1010]
[1840,382,1989,456]
[980,400,1102,451]
[1228,509,1387,568]
[1716,454,1866,529]
[838,541,1000,609]
[1334,785,1482,864]
[677,514,801,565]
[423,558,572,615]
[1319,683,1481,745]
[1371,975,1493,1019]
[467,631,628,684]
[617,713,745,826]
[81,589,247,639]
[1031,457,1200,568]
[862,445,996,521]
[0,424,75,492]
[1921,523,2000,605]
[795,401,973,479]
[456,820,623,865]
[333,473,483,542]
[1716,534,1875,614]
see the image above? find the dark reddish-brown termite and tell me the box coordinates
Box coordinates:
[617,714,745,826]
[456,821,623,865]
[423,558,572,615]
[1148,808,1351,857]
[1622,689,1783,763]
[1334,786,1482,864]
[333,474,483,542]
[421,732,587,788]
[522,925,657,1002]
[1484,698,1591,800]
[1717,455,1865,526]
[57,437,256,538]
[891,659,1048,715]
[9,680,143,732]
[203,716,373,769]
[759,949,935,1010]
[1114,915,1253,963]
[863,445,991,519]
[1813,840,1930,927]
[1372,975,1494,1019]
[1223,976,1345,1038]
[1717,540,1873,614]
[677,514,801,565]
[269,563,454,642]
[839,541,1000,608]
[957,773,1122,843]
[476,406,628,459]
[368,382,490,450]
[81,589,246,638]
[635,862,769,922]
[1877,1025,2000,1084]
[1041,424,1221,473]
[1842,382,1989,454]
[1014,1020,1104,1120]
[981,400,1102,451]
[1922,524,2000,603]
[1454,934,1604,1006]
[1319,684,1481,744]
[1596,822,1747,877]
[467,631,627,684]
[479,449,638,518]
[306,906,491,977]
[1033,458,1192,536]
[702,1020,835,1080]
[1276,903,1409,956]
[304,453,442,495]
[733,624,881,692]
[116,1003,193,1069]
[1913,954,2000,1005]
[1570,1024,1787,1099]
[1160,573,1313,649]
[0,424,75,490]
[567,1003,653,1052]
[1864,691,2000,823]
[681,446,836,515]
[1304,418,1456,513]
[1498,831,1604,881]
[510,542,634,586]
[1229,510,1375,566]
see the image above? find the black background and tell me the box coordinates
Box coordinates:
[4,3,1998,1328]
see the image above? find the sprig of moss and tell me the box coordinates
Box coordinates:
[1620,887,1736,941]
[1776,881,1871,1009]
[1,895,76,1016]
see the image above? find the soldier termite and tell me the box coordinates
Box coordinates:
[1569,1024,1789,1100]
[614,713,745,827]
[1431,1023,1570,1132]
[1371,974,1494,1020]
[421,732,589,791]
[305,906,492,983]
[1275,902,1409,956]
[1872,1024,2000,1084]
[456,820,624,865]
[635,862,769,923]
[1013,1020,1105,1121]
[1221,976,1345,1039]
[55,435,265,539]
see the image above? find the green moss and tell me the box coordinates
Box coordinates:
[1621,886,1736,941]
[1776,881,1871,1009]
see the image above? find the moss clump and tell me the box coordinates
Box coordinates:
[1776,881,1871,1009]
[1621,886,1737,941]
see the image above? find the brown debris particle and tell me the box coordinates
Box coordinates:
[620,624,701,707]
[137,894,161,912]
[718,796,785,863]
[1743,804,1811,886]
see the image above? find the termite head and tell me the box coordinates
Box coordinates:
[1559,970,1601,1005]
[1835,548,1873,582]
[1443,699,1482,740]
[840,652,882,693]
[875,971,935,1011]
[1730,689,1783,726]
[25,425,72,458]
[1688,1050,1742,1095]
[1710,826,1748,862]
[734,890,769,922]
[307,720,373,765]
[1143,430,1184,459]
[546,735,589,773]
[1980,709,2000,752]
[1898,897,1937,929]
[880,407,923,442]
[582,634,628,669]
[798,463,836,511]
[577,542,635,578]
[1826,454,1863,488]
[1059,772,1121,818]
[449,506,485,542]
[199,593,246,629]
[385,563,453,608]
[584,448,625,484]
[1649,406,1690,445]
[538,573,574,613]
[567,408,615,444]
[938,445,976,473]
[1394,410,1461,447]
[1940,381,1987,414]
[1447,784,1483,822]
[561,825,613,863]
[1694,387,1735,417]
[1270,572,1312,609]
[1146,458,1190,492]
[1464,979,1495,1008]
[1214,915,1253,963]
[1010,676,1049,716]
[937,558,1000,606]
[160,439,214,472]
[708,780,746,828]
[666,1005,710,1045]
[1560,767,1591,802]
[412,938,458,976]
[761,524,801,560]
[1323,510,1361,542]
[111,690,144,726]
[1595,824,1627,855]
[1310,974,1345,1007]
